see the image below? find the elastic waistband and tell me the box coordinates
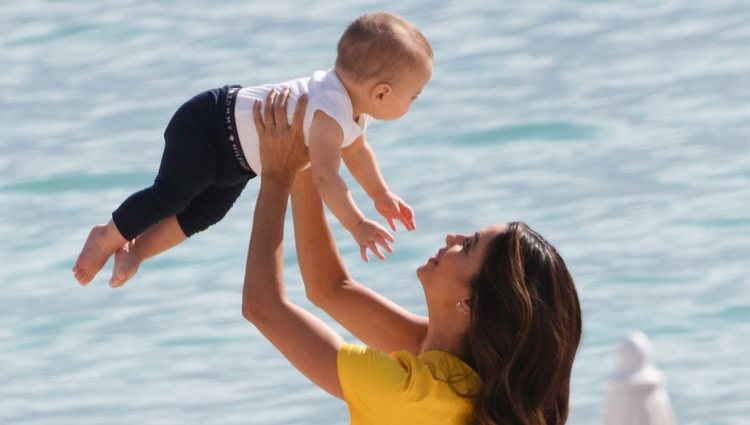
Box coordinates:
[223,86,252,173]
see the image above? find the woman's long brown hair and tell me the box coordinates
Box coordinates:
[467,222,582,424]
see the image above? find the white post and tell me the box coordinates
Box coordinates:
[602,331,677,425]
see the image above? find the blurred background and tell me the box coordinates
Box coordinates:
[1,0,748,423]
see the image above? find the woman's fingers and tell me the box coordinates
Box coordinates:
[257,87,302,134]
[255,87,309,178]
[264,89,277,127]
[252,99,264,131]
[291,94,308,132]
[275,87,290,128]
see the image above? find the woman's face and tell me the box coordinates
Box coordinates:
[417,223,509,303]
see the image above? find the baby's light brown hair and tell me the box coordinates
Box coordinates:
[335,12,433,84]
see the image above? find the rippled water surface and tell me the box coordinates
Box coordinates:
[2,1,749,424]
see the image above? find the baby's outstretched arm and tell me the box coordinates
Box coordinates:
[308,111,393,261]
[342,138,416,231]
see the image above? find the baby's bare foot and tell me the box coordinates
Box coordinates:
[110,241,142,288]
[73,225,119,285]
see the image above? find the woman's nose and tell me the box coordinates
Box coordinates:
[445,233,461,245]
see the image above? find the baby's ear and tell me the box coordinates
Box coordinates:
[372,82,392,101]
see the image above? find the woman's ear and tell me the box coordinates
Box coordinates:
[456,298,472,316]
[372,82,392,102]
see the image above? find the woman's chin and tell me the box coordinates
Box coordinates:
[416,263,430,283]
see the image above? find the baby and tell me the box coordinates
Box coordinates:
[73,11,433,287]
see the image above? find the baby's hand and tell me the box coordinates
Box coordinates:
[374,191,416,232]
[351,219,395,262]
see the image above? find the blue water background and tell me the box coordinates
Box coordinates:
[2,0,749,424]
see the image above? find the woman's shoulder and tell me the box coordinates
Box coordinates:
[337,344,479,424]
[417,351,481,398]
[338,344,480,397]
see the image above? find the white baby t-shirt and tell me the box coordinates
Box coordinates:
[233,68,371,173]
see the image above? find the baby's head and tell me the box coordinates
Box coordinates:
[336,12,433,120]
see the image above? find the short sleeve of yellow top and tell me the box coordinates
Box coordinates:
[337,342,481,425]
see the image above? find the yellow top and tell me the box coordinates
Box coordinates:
[337,343,481,425]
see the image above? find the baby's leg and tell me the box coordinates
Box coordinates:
[73,220,127,285]
[110,215,187,288]
[75,171,204,286]
[110,180,248,287]
[176,180,250,237]
[89,91,220,285]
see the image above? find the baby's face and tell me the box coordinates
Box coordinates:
[374,62,432,121]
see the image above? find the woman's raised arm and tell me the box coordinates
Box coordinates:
[291,169,428,355]
[241,89,343,398]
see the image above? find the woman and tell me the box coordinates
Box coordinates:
[242,89,582,424]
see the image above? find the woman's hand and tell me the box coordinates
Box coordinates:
[253,88,309,182]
